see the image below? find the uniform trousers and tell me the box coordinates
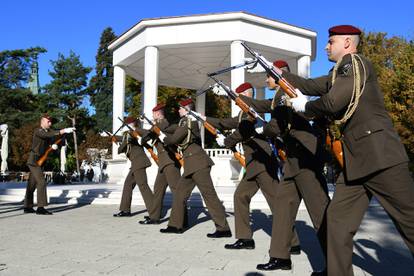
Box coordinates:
[119,168,153,213]
[270,168,330,259]
[327,162,414,276]
[150,164,180,220]
[168,167,230,231]
[24,165,48,208]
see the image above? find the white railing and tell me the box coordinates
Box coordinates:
[205,148,233,158]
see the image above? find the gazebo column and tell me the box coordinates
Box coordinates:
[230,40,245,117]
[195,91,206,148]
[142,46,159,128]
[297,55,311,77]
[112,66,126,160]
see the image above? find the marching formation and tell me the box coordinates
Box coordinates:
[23,25,414,276]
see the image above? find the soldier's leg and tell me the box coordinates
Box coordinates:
[327,180,370,276]
[119,171,136,212]
[24,170,36,208]
[269,178,301,259]
[365,162,414,255]
[192,167,230,231]
[168,176,195,229]
[164,164,181,194]
[233,177,259,239]
[150,171,168,220]
[133,168,155,216]
[26,165,48,207]
[294,168,330,256]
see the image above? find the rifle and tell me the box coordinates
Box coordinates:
[241,41,298,99]
[207,58,258,77]
[182,106,246,168]
[36,135,65,166]
[326,129,344,168]
[241,42,344,163]
[118,117,159,165]
[207,76,287,162]
[208,75,266,123]
[103,130,119,145]
[140,114,184,167]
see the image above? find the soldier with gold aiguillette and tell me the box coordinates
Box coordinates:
[139,103,183,225]
[113,117,154,218]
[206,82,301,253]
[287,25,414,276]
[24,114,75,215]
[239,62,330,272]
[159,98,231,238]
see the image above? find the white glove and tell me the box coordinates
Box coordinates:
[255,126,264,134]
[216,134,226,147]
[158,132,166,143]
[137,136,142,145]
[63,127,76,134]
[212,84,227,96]
[51,144,58,150]
[289,89,309,112]
[255,119,265,134]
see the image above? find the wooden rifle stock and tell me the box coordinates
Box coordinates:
[185,109,246,168]
[129,130,159,165]
[141,114,184,167]
[36,137,64,166]
[202,121,245,168]
[233,151,246,168]
[326,130,344,168]
[241,42,298,99]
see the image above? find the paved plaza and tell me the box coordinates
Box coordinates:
[0,199,413,276]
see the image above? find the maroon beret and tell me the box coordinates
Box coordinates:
[235,82,253,94]
[329,25,361,36]
[124,117,136,125]
[273,60,290,71]
[152,103,166,112]
[179,98,193,107]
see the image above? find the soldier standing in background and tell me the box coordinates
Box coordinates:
[24,114,75,215]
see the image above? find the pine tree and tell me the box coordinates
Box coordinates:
[88,27,117,132]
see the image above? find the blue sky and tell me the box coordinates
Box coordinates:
[1,0,413,89]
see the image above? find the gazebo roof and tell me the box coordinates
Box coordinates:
[109,12,317,90]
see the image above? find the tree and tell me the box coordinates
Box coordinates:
[88,27,117,132]
[359,32,414,167]
[0,47,46,89]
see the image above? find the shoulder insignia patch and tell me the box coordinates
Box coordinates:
[338,63,352,76]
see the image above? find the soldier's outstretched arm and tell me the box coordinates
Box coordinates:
[282,71,330,96]
[206,116,239,131]
[305,61,356,118]
[224,130,244,149]
[239,95,272,113]
[35,128,60,139]
[164,125,188,146]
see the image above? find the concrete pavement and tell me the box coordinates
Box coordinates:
[0,201,413,275]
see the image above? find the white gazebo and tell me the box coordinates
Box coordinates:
[107,12,316,189]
